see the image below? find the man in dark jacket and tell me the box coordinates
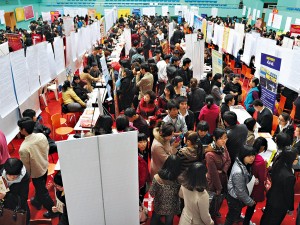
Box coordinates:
[167,56,180,84]
[170,26,185,45]
[199,72,213,95]
[177,96,195,131]
[87,46,102,69]
[223,111,248,175]
[22,109,57,155]
[178,58,193,87]
[72,76,88,102]
[141,31,151,60]
[124,108,150,138]
[253,99,273,133]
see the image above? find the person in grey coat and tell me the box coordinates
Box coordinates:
[225,146,256,225]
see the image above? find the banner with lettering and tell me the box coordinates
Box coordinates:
[212,49,223,76]
[259,53,281,112]
[6,33,23,51]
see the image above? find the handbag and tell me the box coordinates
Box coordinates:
[0,198,27,225]
[264,171,272,192]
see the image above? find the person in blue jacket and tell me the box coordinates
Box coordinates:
[244,78,261,115]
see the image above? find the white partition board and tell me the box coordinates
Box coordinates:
[53,37,65,75]
[19,91,41,116]
[70,32,78,62]
[57,137,105,225]
[26,45,40,94]
[10,49,31,105]
[57,131,139,225]
[37,42,52,86]
[47,43,58,79]
[99,131,139,225]
[162,6,168,16]
[0,55,18,117]
[77,29,86,57]
[0,109,20,143]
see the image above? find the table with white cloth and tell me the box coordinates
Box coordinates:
[230,105,261,128]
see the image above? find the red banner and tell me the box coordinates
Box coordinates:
[50,11,60,22]
[6,33,23,51]
[290,24,300,36]
[31,34,43,45]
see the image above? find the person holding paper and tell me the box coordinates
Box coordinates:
[225,146,256,225]
[260,148,298,225]
[52,171,69,225]
[0,158,30,225]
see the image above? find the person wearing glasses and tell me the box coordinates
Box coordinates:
[273,112,294,146]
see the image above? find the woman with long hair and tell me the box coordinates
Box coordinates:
[157,84,176,113]
[178,162,214,225]
[173,76,187,97]
[244,77,261,115]
[150,155,182,225]
[199,95,220,135]
[210,73,223,106]
[93,115,113,135]
[261,148,298,225]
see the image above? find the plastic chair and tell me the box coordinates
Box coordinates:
[243,68,253,89]
[39,85,48,107]
[45,107,67,131]
[290,104,296,121]
[272,115,279,136]
[47,79,59,101]
[51,113,74,140]
[278,94,287,115]
[230,59,235,70]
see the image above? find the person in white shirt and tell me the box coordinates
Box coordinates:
[157,54,172,95]
[157,28,164,42]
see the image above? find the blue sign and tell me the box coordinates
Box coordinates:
[261,53,282,71]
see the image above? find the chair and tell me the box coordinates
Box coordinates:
[45,107,67,131]
[272,115,279,136]
[278,94,287,115]
[230,59,235,70]
[51,113,74,140]
[47,79,59,101]
[39,85,48,107]
[59,98,77,123]
[243,68,253,89]
[290,104,296,120]
[241,64,247,81]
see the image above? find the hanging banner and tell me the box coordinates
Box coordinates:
[259,53,281,112]
[15,7,25,22]
[50,11,60,22]
[194,15,202,31]
[24,5,34,20]
[222,27,230,52]
[202,19,207,41]
[212,49,223,76]
[132,8,141,17]
[6,33,23,51]
[290,24,300,37]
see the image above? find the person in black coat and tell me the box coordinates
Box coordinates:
[223,74,242,105]
[177,58,193,87]
[198,72,213,95]
[22,109,57,154]
[142,31,151,60]
[52,171,69,225]
[166,56,180,84]
[220,94,235,120]
[72,76,88,102]
[223,111,248,175]
[1,158,30,225]
[187,78,206,125]
[261,148,298,225]
[117,68,134,111]
[253,99,273,133]
[273,112,294,145]
[170,26,184,45]
[87,46,102,69]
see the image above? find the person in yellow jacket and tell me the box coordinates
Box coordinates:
[80,65,101,92]
[62,80,86,112]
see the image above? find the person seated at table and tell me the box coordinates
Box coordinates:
[244,77,261,115]
[199,95,220,135]
[1,158,30,225]
[124,108,150,138]
[90,62,101,78]
[92,115,113,135]
[157,84,175,114]
[220,94,235,120]
[177,96,195,131]
[137,90,160,128]
[80,65,101,92]
[62,80,86,113]
[273,112,294,146]
[22,109,57,155]
[253,99,273,133]
[223,74,242,105]
[244,117,257,146]
[72,76,88,102]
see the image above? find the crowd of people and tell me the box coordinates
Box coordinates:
[1,9,300,225]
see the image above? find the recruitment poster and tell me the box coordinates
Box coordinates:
[15,7,25,22]
[212,49,223,76]
[24,5,34,20]
[222,27,230,52]
[290,24,300,37]
[6,33,23,51]
[259,53,281,112]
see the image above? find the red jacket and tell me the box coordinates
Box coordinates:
[199,104,220,135]
[251,154,266,202]
[138,156,149,190]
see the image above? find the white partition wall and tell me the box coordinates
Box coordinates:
[57,131,139,225]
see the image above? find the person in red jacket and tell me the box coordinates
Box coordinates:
[199,95,220,135]
[244,137,268,224]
